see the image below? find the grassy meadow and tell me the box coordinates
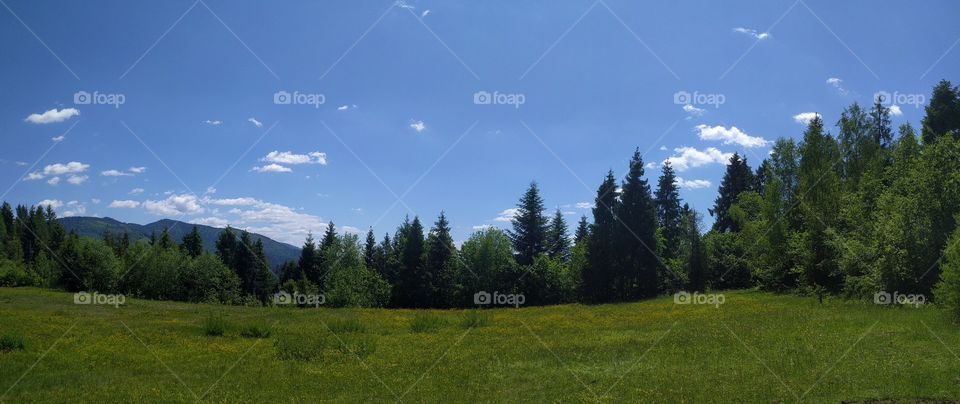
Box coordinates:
[1,287,959,402]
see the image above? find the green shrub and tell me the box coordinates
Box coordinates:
[0,260,33,287]
[202,314,229,337]
[274,332,328,361]
[460,310,491,328]
[935,229,960,322]
[410,313,445,333]
[0,333,25,352]
[326,318,366,334]
[338,336,376,358]
[239,322,272,339]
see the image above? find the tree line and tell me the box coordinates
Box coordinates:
[2,79,960,317]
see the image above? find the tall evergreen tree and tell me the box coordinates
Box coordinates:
[158,228,175,250]
[508,182,549,266]
[869,97,894,149]
[574,215,590,246]
[616,149,660,299]
[710,153,754,232]
[682,208,706,292]
[655,161,683,259]
[180,226,203,258]
[546,209,571,261]
[583,171,619,302]
[424,212,457,307]
[298,232,321,286]
[215,226,238,273]
[363,228,377,269]
[398,216,425,307]
[797,115,843,291]
[921,79,960,144]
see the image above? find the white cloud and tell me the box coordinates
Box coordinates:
[410,120,426,133]
[793,112,821,125]
[205,186,217,195]
[575,202,593,209]
[696,124,769,148]
[190,217,230,227]
[676,177,712,190]
[37,199,63,209]
[25,172,44,181]
[683,104,706,117]
[51,135,65,142]
[25,108,79,124]
[129,188,145,195]
[659,145,668,151]
[733,27,770,40]
[247,117,263,128]
[91,198,101,204]
[143,194,205,216]
[342,226,362,235]
[645,162,657,169]
[251,163,292,173]
[46,177,60,186]
[665,146,733,172]
[203,120,223,126]
[472,224,492,231]
[394,0,415,9]
[63,201,85,217]
[337,105,349,111]
[101,169,132,177]
[66,175,88,185]
[826,77,850,96]
[128,166,146,174]
[43,162,89,176]
[108,200,140,209]
[422,9,431,17]
[226,199,329,245]
[494,208,519,222]
[203,197,260,206]
[261,151,327,165]
[889,104,903,116]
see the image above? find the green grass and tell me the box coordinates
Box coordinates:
[201,314,229,337]
[0,333,25,352]
[1,287,959,402]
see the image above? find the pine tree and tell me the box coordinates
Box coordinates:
[363,228,377,269]
[869,98,893,149]
[655,161,682,259]
[215,226,238,273]
[710,153,754,232]
[508,182,549,266]
[298,232,321,287]
[317,222,338,287]
[424,212,456,307]
[616,149,660,299]
[574,215,590,246]
[921,79,960,144]
[251,238,277,302]
[583,171,619,302]
[546,209,571,261]
[180,226,203,258]
[398,216,425,307]
[682,208,707,292]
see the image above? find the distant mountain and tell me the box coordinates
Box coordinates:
[58,217,301,269]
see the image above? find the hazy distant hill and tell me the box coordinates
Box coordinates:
[58,216,301,269]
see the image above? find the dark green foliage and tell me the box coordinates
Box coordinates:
[239,322,272,339]
[655,162,683,260]
[0,333,25,352]
[546,209,570,261]
[710,153,754,233]
[574,215,589,246]
[582,171,619,303]
[935,228,960,322]
[616,149,659,299]
[423,212,457,307]
[180,226,203,258]
[921,79,960,144]
[202,314,229,336]
[508,182,549,266]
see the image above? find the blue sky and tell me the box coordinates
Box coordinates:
[1,0,957,245]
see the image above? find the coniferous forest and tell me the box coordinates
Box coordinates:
[3,80,960,320]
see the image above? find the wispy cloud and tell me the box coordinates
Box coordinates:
[247,117,263,128]
[203,120,223,126]
[261,151,327,165]
[676,177,712,189]
[826,77,850,96]
[410,120,426,133]
[108,200,140,209]
[793,112,821,125]
[25,108,79,124]
[733,27,770,40]
[251,163,293,173]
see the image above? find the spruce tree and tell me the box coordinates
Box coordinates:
[363,228,377,269]
[424,212,456,307]
[508,182,549,266]
[616,149,660,299]
[921,79,960,144]
[158,228,175,250]
[398,216,425,307]
[574,215,589,246]
[583,171,618,302]
[180,226,203,258]
[710,153,754,232]
[298,232,321,287]
[215,226,238,275]
[546,209,571,261]
[655,161,682,259]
